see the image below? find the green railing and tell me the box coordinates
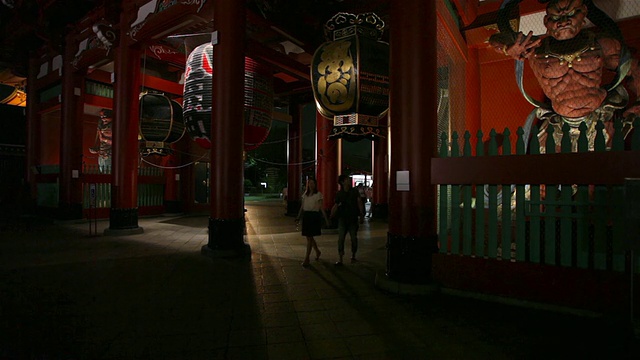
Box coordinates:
[85,80,114,98]
[82,182,111,208]
[83,163,164,177]
[82,183,164,209]
[435,119,640,273]
[82,165,165,209]
[83,164,109,174]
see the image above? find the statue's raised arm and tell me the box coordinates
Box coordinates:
[489,0,639,152]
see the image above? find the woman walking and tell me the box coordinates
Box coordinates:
[296,178,330,267]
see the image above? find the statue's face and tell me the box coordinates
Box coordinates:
[99,114,112,123]
[544,0,587,40]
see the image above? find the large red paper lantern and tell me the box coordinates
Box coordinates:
[183,43,273,150]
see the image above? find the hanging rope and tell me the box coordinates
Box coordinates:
[141,152,208,169]
[251,158,317,166]
[170,147,212,158]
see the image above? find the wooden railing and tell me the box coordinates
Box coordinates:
[433,119,640,273]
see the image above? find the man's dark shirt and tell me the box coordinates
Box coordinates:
[335,188,361,223]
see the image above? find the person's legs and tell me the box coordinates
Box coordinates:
[312,238,321,260]
[337,219,347,264]
[303,236,313,266]
[349,222,358,261]
[98,156,111,174]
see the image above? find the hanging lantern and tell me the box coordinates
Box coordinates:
[183,43,274,150]
[183,43,213,149]
[139,92,185,156]
[244,57,274,151]
[311,12,389,141]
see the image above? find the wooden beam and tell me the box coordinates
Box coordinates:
[431,151,640,185]
[245,39,310,81]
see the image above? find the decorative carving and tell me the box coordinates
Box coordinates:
[92,21,117,55]
[324,12,385,41]
[329,124,384,142]
[72,21,116,69]
[129,0,207,40]
[148,44,178,60]
[180,0,206,12]
[132,0,160,28]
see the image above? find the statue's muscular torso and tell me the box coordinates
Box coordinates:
[530,31,621,119]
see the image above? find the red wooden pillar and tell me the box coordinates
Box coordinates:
[202,0,249,256]
[372,118,388,219]
[316,111,338,218]
[107,11,143,234]
[386,0,438,283]
[286,101,302,216]
[59,32,85,220]
[26,56,40,202]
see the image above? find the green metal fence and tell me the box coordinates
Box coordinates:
[82,165,165,208]
[436,119,640,273]
[82,183,165,209]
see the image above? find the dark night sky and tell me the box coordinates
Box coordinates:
[0,104,25,145]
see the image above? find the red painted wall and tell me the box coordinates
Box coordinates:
[479,56,544,137]
[433,254,639,314]
[39,111,60,166]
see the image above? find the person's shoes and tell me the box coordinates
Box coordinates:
[302,260,310,267]
[334,261,343,266]
[315,250,321,260]
[350,257,357,263]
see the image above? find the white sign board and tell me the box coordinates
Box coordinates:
[396,171,410,191]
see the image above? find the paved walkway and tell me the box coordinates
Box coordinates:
[1,200,638,359]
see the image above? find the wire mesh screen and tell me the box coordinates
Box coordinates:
[437,19,468,231]
[436,38,466,147]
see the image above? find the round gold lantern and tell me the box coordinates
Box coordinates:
[139,92,185,156]
[311,12,389,141]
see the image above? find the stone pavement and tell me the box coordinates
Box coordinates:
[0,199,638,359]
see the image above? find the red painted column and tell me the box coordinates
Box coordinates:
[203,0,249,256]
[26,56,40,202]
[286,101,302,216]
[372,118,388,219]
[386,0,438,283]
[107,11,143,233]
[316,111,338,220]
[59,32,84,220]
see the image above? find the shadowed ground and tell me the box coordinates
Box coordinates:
[0,200,638,359]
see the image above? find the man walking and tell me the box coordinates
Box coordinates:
[330,175,365,265]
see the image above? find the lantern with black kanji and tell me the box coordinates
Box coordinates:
[183,43,273,150]
[311,12,389,141]
[139,93,185,156]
